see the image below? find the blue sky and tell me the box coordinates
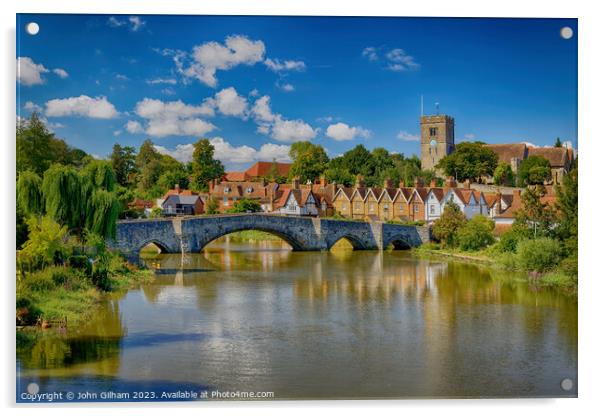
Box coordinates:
[16,14,577,170]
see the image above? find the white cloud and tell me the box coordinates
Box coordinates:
[326,122,371,141]
[362,47,378,61]
[53,68,69,79]
[278,82,295,92]
[45,95,119,119]
[179,35,265,87]
[464,133,476,140]
[251,95,276,123]
[115,74,129,81]
[107,16,146,31]
[133,97,216,138]
[385,48,420,71]
[146,78,177,85]
[17,57,49,86]
[113,130,122,136]
[397,130,420,141]
[362,47,420,72]
[249,88,259,97]
[135,97,214,119]
[154,138,291,166]
[125,120,144,134]
[24,101,42,112]
[129,16,146,31]
[161,87,176,96]
[213,87,248,117]
[264,58,306,72]
[271,117,317,142]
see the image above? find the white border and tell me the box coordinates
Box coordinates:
[2,1,601,415]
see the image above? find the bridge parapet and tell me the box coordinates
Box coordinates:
[112,214,429,255]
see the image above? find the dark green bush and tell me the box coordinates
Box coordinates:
[68,255,92,274]
[24,269,56,291]
[457,215,495,251]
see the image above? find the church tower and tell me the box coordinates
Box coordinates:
[420,115,455,171]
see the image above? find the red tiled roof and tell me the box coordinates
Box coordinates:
[224,171,249,182]
[485,143,528,164]
[245,161,291,178]
[527,147,570,168]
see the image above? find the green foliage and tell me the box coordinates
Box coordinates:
[82,159,116,192]
[517,155,551,186]
[17,113,88,175]
[157,166,190,191]
[554,137,563,147]
[149,207,163,218]
[288,141,329,183]
[16,207,29,249]
[431,202,467,248]
[436,142,498,181]
[515,185,556,237]
[227,199,262,213]
[191,138,224,192]
[20,216,69,270]
[497,227,528,253]
[493,162,515,186]
[515,237,563,272]
[17,171,43,216]
[86,189,121,239]
[41,164,84,229]
[457,215,495,251]
[554,166,577,255]
[110,144,137,187]
[324,166,356,187]
[205,197,219,215]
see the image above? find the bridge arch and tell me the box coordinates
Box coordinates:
[198,225,304,251]
[138,239,171,254]
[382,233,413,250]
[327,234,368,251]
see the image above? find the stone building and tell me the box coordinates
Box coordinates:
[420,115,455,171]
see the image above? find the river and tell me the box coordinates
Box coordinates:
[16,238,577,401]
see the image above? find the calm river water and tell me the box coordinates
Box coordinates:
[17,239,577,401]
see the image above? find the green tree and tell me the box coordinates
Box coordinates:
[436,142,498,181]
[157,166,190,191]
[191,139,224,192]
[517,155,551,186]
[86,189,121,239]
[493,162,515,186]
[457,215,495,251]
[20,216,69,269]
[554,165,577,254]
[514,185,556,238]
[82,160,116,192]
[110,144,137,187]
[432,202,467,248]
[205,197,219,215]
[324,166,356,187]
[227,199,262,213]
[17,171,43,216]
[515,238,563,272]
[554,137,563,147]
[288,141,329,183]
[41,164,84,230]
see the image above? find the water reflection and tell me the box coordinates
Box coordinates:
[17,239,577,400]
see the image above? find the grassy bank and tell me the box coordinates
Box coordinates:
[16,259,154,328]
[413,243,577,294]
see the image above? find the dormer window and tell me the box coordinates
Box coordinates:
[224,187,231,194]
[246,187,253,193]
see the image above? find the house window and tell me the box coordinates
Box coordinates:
[355,202,361,210]
[342,203,347,211]
[414,204,420,213]
[223,197,228,206]
[369,203,375,212]
[384,203,389,211]
[224,187,231,193]
[399,205,404,212]
[246,187,253,193]
[429,127,437,137]
[430,205,435,215]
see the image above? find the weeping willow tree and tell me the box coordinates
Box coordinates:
[16,171,43,216]
[86,189,121,239]
[41,164,83,230]
[39,163,122,239]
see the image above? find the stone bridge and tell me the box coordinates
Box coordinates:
[112,214,430,255]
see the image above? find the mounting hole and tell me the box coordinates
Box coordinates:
[560,26,573,40]
[25,22,40,35]
[560,378,574,391]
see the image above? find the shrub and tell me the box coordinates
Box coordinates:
[515,238,563,272]
[24,269,56,292]
[457,215,495,251]
[68,255,92,274]
[432,202,467,248]
[497,229,524,253]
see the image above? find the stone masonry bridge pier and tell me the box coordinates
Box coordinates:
[112,213,430,256]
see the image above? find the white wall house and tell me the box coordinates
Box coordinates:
[441,189,482,220]
[276,190,318,216]
[425,190,443,223]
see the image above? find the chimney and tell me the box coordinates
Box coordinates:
[384,178,393,189]
[208,179,214,193]
[444,176,456,189]
[292,176,300,190]
[430,179,437,188]
[399,180,405,188]
[175,183,180,193]
[355,175,365,188]
[320,175,328,186]
[463,179,471,189]
[414,177,424,188]
[513,189,521,202]
[496,192,502,213]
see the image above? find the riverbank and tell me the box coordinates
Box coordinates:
[16,261,154,328]
[413,244,577,295]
